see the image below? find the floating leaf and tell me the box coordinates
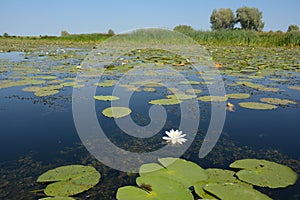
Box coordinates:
[149,98,182,105]
[116,176,193,200]
[197,95,228,102]
[203,183,272,200]
[143,87,156,92]
[37,165,100,197]
[226,93,250,99]
[22,86,41,92]
[34,90,59,97]
[139,157,207,188]
[186,89,202,94]
[39,197,75,200]
[260,98,296,105]
[194,168,251,199]
[179,80,200,85]
[230,159,298,188]
[102,107,131,118]
[166,94,196,100]
[94,95,120,101]
[35,75,57,80]
[288,86,300,90]
[238,102,277,110]
[96,80,117,87]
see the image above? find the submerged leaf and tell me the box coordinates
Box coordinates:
[102,107,131,118]
[230,159,298,188]
[238,102,277,110]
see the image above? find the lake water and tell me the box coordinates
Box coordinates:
[0,47,299,199]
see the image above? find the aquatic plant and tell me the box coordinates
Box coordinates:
[239,102,277,110]
[37,165,100,198]
[162,129,187,145]
[102,106,132,118]
[116,158,297,199]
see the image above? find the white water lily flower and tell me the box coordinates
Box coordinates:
[162,129,187,145]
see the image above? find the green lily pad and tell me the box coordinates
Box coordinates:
[60,82,76,87]
[238,102,277,110]
[22,86,41,92]
[166,94,196,100]
[39,197,75,200]
[230,159,298,188]
[35,75,57,80]
[96,80,117,87]
[143,87,156,92]
[194,168,251,199]
[260,98,297,105]
[179,80,201,85]
[203,183,272,200]
[197,95,228,102]
[34,90,59,97]
[226,93,250,99]
[236,81,278,92]
[94,95,120,101]
[102,107,132,118]
[149,98,182,105]
[139,157,207,188]
[288,86,300,90]
[37,165,101,197]
[186,89,202,94]
[116,176,193,200]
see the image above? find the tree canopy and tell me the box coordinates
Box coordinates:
[287,24,299,32]
[210,8,235,30]
[236,6,264,31]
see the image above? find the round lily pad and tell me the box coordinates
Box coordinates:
[230,159,298,188]
[203,183,272,200]
[139,157,207,188]
[197,95,228,102]
[194,168,251,199]
[94,95,120,101]
[34,90,59,97]
[238,102,277,110]
[166,94,196,100]
[22,86,41,92]
[37,165,101,197]
[116,176,193,200]
[149,98,182,105]
[260,98,296,105]
[102,107,132,118]
[226,93,250,99]
[39,197,75,200]
[288,86,300,90]
[186,89,202,94]
[143,87,156,92]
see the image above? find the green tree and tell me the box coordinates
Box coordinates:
[61,30,70,36]
[108,29,115,36]
[173,25,195,36]
[287,24,299,32]
[236,7,264,31]
[3,32,9,37]
[210,8,235,30]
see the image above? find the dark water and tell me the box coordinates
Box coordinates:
[0,51,300,199]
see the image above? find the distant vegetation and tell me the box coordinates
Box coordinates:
[1,6,300,47]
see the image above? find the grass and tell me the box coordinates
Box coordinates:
[179,29,300,47]
[0,30,299,52]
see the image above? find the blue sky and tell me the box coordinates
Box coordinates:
[1,0,299,36]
